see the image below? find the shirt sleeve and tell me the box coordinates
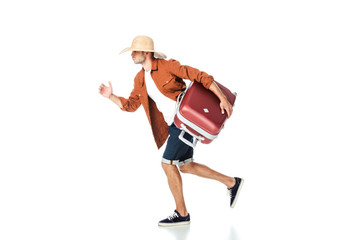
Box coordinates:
[118,74,142,112]
[118,87,141,112]
[166,59,214,89]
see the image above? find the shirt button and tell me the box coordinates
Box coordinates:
[166,81,169,83]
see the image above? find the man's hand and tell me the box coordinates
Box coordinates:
[220,99,233,118]
[99,81,113,98]
[99,81,123,109]
[209,82,233,118]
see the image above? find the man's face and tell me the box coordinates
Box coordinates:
[131,51,146,64]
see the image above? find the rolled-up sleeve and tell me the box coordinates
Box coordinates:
[167,59,214,89]
[118,87,141,112]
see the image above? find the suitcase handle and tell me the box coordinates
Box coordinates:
[178,124,204,148]
[179,129,198,148]
[176,91,185,106]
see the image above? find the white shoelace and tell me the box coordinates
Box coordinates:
[167,212,179,220]
[227,189,232,198]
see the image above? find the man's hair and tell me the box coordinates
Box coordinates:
[142,51,154,59]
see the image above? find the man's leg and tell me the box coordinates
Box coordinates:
[179,162,236,189]
[161,162,188,217]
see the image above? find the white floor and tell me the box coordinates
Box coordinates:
[1,142,359,240]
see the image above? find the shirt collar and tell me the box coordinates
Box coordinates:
[151,58,159,71]
[139,59,158,87]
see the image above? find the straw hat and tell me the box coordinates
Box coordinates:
[119,35,167,59]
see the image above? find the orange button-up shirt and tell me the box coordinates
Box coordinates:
[119,58,214,149]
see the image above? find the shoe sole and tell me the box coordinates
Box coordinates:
[158,221,191,227]
[231,178,244,208]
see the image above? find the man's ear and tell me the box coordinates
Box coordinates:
[145,51,153,59]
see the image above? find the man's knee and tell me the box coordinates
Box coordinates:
[179,162,194,174]
[162,162,177,171]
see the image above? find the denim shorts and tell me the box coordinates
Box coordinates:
[162,123,194,166]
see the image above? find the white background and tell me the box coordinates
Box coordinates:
[1,0,359,239]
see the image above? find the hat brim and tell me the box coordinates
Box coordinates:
[119,47,166,59]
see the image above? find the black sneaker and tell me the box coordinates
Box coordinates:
[158,210,191,227]
[228,177,244,208]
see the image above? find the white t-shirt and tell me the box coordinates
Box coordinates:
[144,70,177,126]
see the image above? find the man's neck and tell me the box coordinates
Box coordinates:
[142,57,152,72]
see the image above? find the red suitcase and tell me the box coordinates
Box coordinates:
[174,81,237,147]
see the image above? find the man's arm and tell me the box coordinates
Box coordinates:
[167,59,214,89]
[166,60,233,118]
[109,93,123,109]
[99,81,142,112]
[99,81,123,109]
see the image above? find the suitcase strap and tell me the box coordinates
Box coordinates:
[178,124,205,148]
[176,91,199,148]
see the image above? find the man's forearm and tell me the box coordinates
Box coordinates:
[209,81,227,102]
[109,94,123,109]
[208,81,233,117]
